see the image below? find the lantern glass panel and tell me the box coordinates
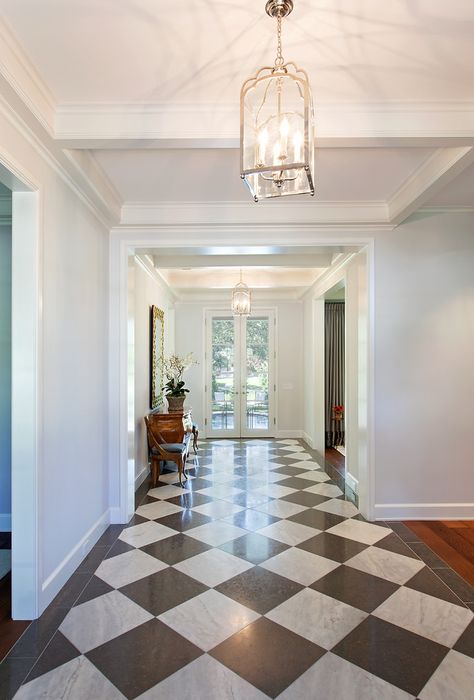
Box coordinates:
[241,66,314,201]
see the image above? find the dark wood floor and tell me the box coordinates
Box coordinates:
[404,520,474,587]
[0,533,31,661]
[324,447,346,477]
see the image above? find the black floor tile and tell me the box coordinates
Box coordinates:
[74,576,114,607]
[297,532,368,562]
[87,619,203,698]
[141,533,211,565]
[0,656,36,700]
[219,533,289,565]
[434,568,474,603]
[8,606,68,660]
[103,539,135,560]
[310,565,399,613]
[374,533,421,560]
[24,632,80,683]
[405,567,468,606]
[48,572,90,609]
[210,617,325,698]
[408,542,449,569]
[215,566,303,614]
[332,616,449,697]
[119,569,208,616]
[154,510,212,532]
[453,619,474,659]
[288,509,344,530]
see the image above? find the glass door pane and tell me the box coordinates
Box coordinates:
[210,317,239,433]
[244,317,270,433]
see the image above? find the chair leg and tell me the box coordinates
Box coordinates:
[193,427,199,453]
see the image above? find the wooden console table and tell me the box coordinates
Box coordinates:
[145,408,198,486]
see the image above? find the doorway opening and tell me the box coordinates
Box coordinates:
[206,310,275,438]
[324,283,346,479]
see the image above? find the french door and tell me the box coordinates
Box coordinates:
[205,310,275,438]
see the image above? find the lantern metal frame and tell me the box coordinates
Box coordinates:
[240,0,315,202]
[231,273,252,316]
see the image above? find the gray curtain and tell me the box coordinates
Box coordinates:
[325,301,345,447]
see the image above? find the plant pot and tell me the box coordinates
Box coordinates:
[166,395,185,413]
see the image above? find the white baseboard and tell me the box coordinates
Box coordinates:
[109,507,124,524]
[0,513,11,531]
[39,508,110,613]
[346,472,359,495]
[276,430,303,439]
[302,432,315,449]
[135,465,150,490]
[373,503,474,521]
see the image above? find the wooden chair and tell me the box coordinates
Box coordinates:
[144,414,189,487]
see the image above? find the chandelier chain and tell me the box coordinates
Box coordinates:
[275,13,284,66]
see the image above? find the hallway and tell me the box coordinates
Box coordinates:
[2,440,473,699]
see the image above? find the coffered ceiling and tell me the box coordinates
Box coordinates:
[0,0,473,227]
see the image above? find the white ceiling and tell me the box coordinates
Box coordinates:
[0,0,473,223]
[93,147,435,203]
[2,0,474,104]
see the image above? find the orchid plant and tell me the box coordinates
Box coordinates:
[162,353,197,397]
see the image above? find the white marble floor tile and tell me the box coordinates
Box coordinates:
[373,587,473,647]
[255,499,307,519]
[280,445,306,453]
[419,650,474,700]
[276,439,300,445]
[346,546,424,585]
[267,588,367,649]
[156,471,195,484]
[159,589,260,652]
[289,460,323,470]
[257,520,318,546]
[186,521,247,546]
[95,549,167,588]
[135,500,183,520]
[304,483,343,497]
[221,491,270,508]
[147,485,189,500]
[295,471,331,483]
[191,500,244,519]
[260,547,340,586]
[14,656,126,700]
[118,521,177,548]
[196,484,243,500]
[257,471,288,483]
[173,548,253,587]
[285,452,313,461]
[253,484,297,499]
[59,590,153,652]
[326,519,390,545]
[313,499,360,518]
[278,652,414,700]
[201,472,237,484]
[136,655,268,700]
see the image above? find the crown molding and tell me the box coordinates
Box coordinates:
[54,101,474,148]
[0,16,56,135]
[134,254,178,302]
[173,287,304,302]
[388,146,474,225]
[120,200,391,228]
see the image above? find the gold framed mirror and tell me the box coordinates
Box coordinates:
[150,305,165,409]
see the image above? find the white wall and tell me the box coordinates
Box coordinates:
[0,216,12,531]
[0,107,110,614]
[373,211,474,519]
[131,258,175,487]
[175,300,304,436]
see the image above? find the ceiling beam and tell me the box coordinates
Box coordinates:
[388,146,474,225]
[152,253,334,268]
[54,102,474,149]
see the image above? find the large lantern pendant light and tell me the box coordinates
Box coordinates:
[231,270,251,316]
[240,0,315,202]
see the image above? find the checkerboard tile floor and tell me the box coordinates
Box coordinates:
[2,439,474,699]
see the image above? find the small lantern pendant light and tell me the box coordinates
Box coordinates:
[240,0,315,202]
[232,270,251,316]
